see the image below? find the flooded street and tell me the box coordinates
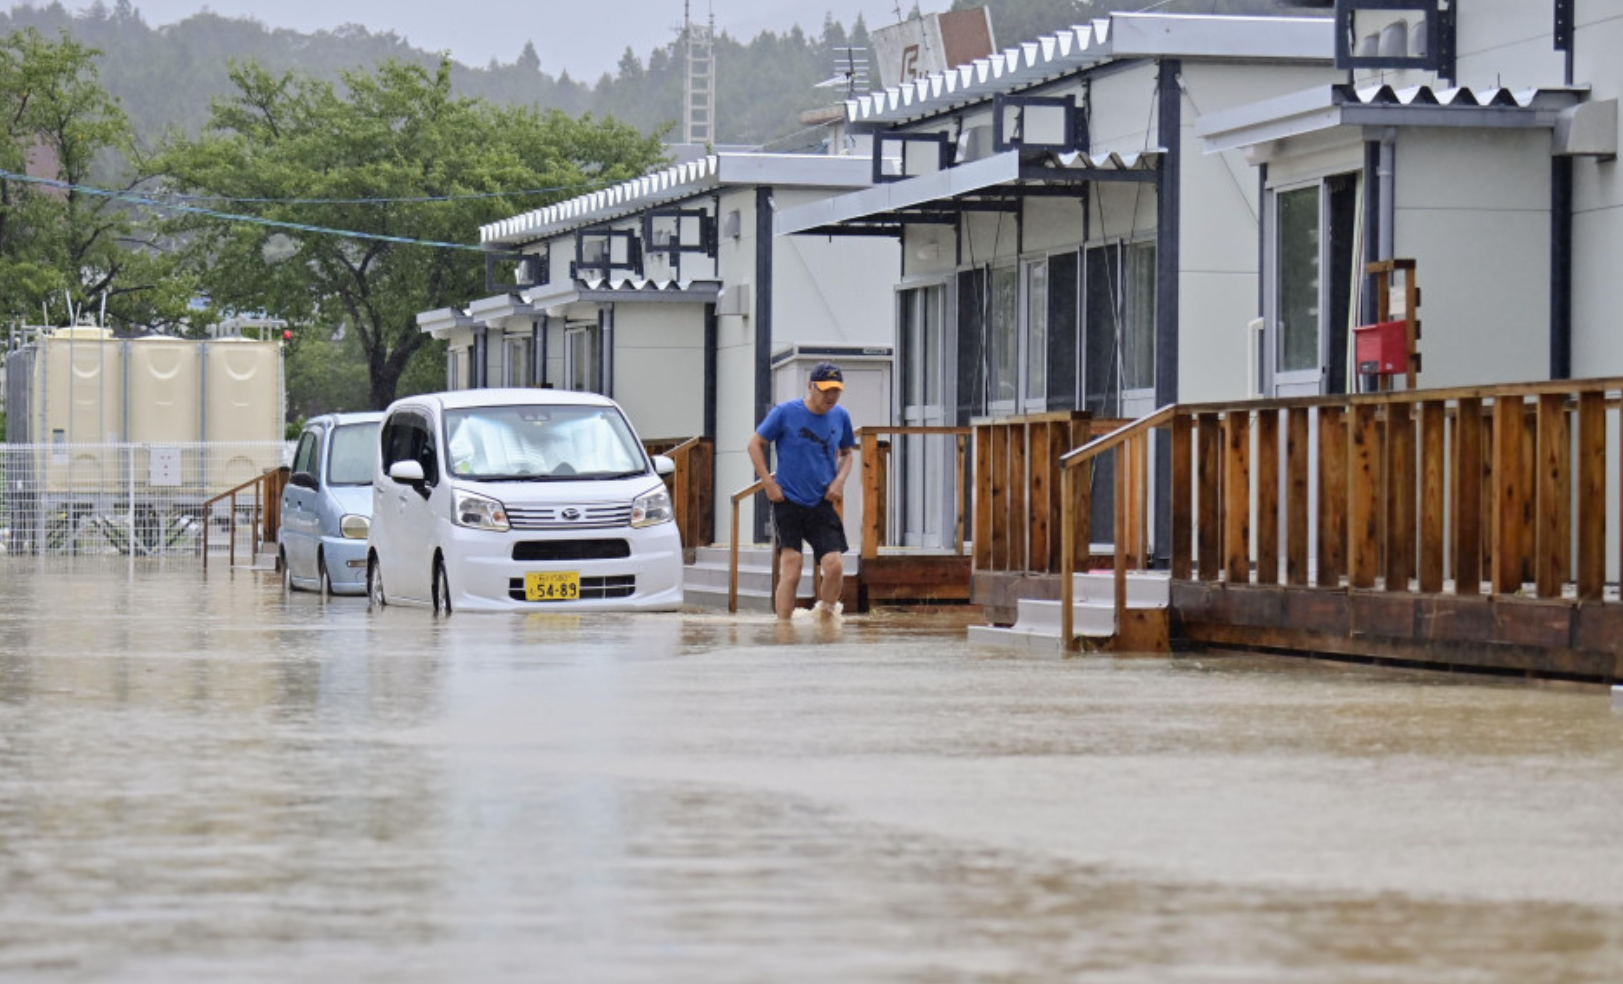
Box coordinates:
[2,557,1622,982]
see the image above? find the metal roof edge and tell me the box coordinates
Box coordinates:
[1109,13,1333,62]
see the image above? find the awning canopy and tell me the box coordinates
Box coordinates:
[420,281,725,337]
[1197,82,1584,160]
[774,147,1160,237]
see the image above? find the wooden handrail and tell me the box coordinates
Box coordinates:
[201,466,289,569]
[853,424,970,558]
[647,435,714,548]
[728,478,766,613]
[1058,406,1176,650]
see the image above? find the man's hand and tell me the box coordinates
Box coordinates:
[763,476,786,503]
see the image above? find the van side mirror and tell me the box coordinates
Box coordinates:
[652,454,676,477]
[389,459,426,484]
[289,471,318,490]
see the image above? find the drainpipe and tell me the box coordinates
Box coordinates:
[1378,130,1395,262]
[753,185,775,542]
[1551,157,1573,380]
[703,302,718,440]
[1362,140,1382,327]
[1152,58,1181,569]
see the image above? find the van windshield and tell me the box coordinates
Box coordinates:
[327,422,380,486]
[444,404,647,482]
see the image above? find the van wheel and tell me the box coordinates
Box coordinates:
[367,555,386,608]
[318,553,334,597]
[432,558,452,615]
[280,549,294,593]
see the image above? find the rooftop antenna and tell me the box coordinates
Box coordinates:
[681,0,716,146]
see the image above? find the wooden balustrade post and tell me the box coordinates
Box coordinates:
[1453,398,1483,594]
[1384,401,1415,592]
[1061,464,1076,651]
[1576,391,1606,601]
[1317,407,1348,587]
[1196,414,1222,581]
[1348,404,1379,589]
[1255,409,1279,585]
[1171,413,1192,580]
[1419,401,1446,593]
[861,430,882,560]
[1223,411,1251,584]
[1286,407,1310,586]
[1492,397,1529,594]
[1534,393,1571,599]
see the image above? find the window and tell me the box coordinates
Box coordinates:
[380,412,439,486]
[1083,240,1156,414]
[291,430,320,477]
[565,325,599,393]
[1024,259,1048,409]
[988,265,1019,408]
[444,404,644,480]
[505,336,533,388]
[327,422,379,486]
[900,285,943,410]
[1124,241,1156,391]
[1276,185,1321,375]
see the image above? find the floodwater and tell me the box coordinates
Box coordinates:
[2,558,1622,983]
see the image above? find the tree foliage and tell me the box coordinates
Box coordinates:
[153,58,667,409]
[0,24,195,328]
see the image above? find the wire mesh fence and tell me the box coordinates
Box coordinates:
[0,441,290,557]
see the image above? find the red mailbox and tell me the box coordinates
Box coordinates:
[1353,319,1409,375]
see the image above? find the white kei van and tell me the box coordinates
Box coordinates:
[366,388,683,613]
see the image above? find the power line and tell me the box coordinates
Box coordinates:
[0,168,576,251]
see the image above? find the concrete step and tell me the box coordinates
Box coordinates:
[684,545,860,611]
[968,571,1170,649]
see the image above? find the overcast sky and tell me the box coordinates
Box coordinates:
[111,1,904,79]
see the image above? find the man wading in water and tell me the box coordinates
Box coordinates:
[746,362,855,621]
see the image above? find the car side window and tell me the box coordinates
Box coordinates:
[381,412,439,487]
[292,430,320,478]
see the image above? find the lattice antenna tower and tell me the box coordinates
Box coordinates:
[682,0,716,146]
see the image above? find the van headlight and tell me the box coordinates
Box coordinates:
[339,513,369,539]
[452,489,510,531]
[631,486,673,528]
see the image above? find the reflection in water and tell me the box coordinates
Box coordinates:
[1,557,1621,982]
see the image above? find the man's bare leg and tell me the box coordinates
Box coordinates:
[814,551,844,615]
[775,548,803,621]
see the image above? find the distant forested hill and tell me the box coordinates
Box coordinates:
[2,0,1328,148]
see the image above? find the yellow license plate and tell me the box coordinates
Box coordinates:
[525,571,580,602]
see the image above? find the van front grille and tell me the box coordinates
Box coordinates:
[506,503,632,530]
[507,575,636,601]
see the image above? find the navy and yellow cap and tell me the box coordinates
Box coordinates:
[810,362,844,391]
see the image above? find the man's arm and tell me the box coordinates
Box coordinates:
[824,445,854,503]
[747,432,785,502]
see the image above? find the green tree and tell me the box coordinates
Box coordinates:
[0,26,193,328]
[154,58,667,409]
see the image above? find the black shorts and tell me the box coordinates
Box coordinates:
[772,499,848,560]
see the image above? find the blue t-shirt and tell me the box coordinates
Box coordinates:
[756,399,855,508]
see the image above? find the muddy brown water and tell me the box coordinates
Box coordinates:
[2,557,1621,982]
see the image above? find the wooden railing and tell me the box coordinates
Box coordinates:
[645,436,714,548]
[201,465,289,569]
[1058,377,1623,650]
[1058,408,1173,647]
[727,477,766,613]
[854,425,970,559]
[975,411,1131,574]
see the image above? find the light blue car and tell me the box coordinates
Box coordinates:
[280,411,384,595]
